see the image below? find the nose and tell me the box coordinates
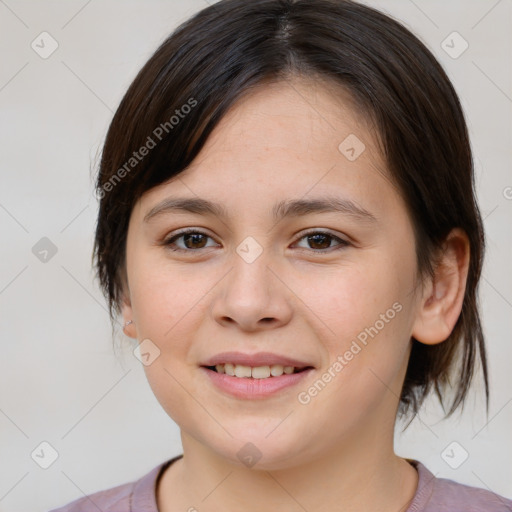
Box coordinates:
[210,250,293,332]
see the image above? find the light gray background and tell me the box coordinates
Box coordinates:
[0,1,511,511]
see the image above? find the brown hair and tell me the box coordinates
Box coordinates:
[93,0,488,423]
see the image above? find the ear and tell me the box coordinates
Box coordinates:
[121,286,137,339]
[411,228,470,345]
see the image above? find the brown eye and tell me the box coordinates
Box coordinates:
[306,233,332,250]
[163,229,349,254]
[181,233,208,249]
[164,229,217,252]
[294,231,349,252]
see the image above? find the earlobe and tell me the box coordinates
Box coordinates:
[412,228,470,345]
[121,293,137,339]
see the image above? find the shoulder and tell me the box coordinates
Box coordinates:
[409,459,512,512]
[47,458,175,512]
[431,474,512,511]
[47,480,133,512]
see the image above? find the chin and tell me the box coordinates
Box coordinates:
[208,430,312,471]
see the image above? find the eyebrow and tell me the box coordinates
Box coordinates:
[143,196,377,224]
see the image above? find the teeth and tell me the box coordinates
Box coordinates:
[224,363,235,376]
[234,365,252,378]
[252,366,271,379]
[212,363,299,378]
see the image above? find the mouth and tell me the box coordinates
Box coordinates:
[200,351,315,398]
[201,363,315,399]
[203,363,314,379]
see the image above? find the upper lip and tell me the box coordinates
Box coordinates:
[201,351,314,369]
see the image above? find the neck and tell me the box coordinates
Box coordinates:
[157,420,418,512]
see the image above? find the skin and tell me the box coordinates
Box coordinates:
[121,77,470,512]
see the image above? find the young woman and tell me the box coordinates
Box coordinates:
[50,0,512,510]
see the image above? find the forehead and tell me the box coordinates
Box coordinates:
[135,77,399,223]
[197,77,378,160]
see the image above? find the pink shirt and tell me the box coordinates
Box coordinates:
[48,455,512,511]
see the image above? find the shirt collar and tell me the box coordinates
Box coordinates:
[129,455,434,512]
[131,454,184,512]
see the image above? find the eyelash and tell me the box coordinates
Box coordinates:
[162,228,350,254]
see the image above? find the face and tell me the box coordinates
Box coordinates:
[123,78,424,470]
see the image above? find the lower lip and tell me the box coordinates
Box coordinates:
[201,367,314,399]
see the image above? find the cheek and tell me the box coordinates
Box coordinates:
[304,252,413,342]
[128,259,210,426]
[129,252,210,339]
[301,248,416,395]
